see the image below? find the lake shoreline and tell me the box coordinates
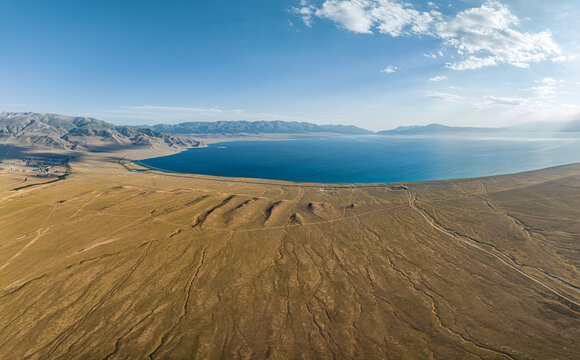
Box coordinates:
[136,135,580,184]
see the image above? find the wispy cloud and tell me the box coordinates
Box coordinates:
[531,77,564,99]
[297,0,570,70]
[429,75,447,82]
[446,56,498,71]
[294,4,315,27]
[482,95,527,106]
[380,65,398,74]
[454,78,578,123]
[426,91,464,103]
[552,54,577,62]
[481,98,580,123]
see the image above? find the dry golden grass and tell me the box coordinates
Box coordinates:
[0,148,578,359]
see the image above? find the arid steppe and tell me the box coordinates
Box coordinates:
[0,148,579,359]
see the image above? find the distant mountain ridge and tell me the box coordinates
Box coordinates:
[0,112,200,150]
[3,112,578,151]
[378,124,498,135]
[379,120,580,135]
[133,120,373,135]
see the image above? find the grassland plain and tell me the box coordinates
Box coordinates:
[0,147,579,359]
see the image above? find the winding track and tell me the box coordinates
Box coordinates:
[403,186,580,308]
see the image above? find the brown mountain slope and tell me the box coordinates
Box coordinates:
[0,152,578,359]
[0,112,200,150]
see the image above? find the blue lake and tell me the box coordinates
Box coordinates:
[139,135,580,183]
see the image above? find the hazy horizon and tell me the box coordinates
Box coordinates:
[2,110,578,132]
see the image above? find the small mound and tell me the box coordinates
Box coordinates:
[223,198,270,227]
[289,212,304,224]
[306,202,340,220]
[264,200,293,227]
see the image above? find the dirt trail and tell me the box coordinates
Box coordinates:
[404,186,580,308]
[0,204,58,273]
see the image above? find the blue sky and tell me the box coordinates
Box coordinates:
[0,0,578,130]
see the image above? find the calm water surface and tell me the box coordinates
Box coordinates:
[139,135,580,183]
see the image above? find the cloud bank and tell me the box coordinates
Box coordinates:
[297,0,568,70]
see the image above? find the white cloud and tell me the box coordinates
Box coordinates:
[531,77,564,99]
[552,54,577,62]
[293,4,316,27]
[446,56,498,70]
[426,91,464,102]
[380,65,398,74]
[299,0,570,70]
[370,2,436,36]
[482,95,527,106]
[437,1,562,70]
[429,75,447,81]
[314,0,375,33]
[310,0,437,36]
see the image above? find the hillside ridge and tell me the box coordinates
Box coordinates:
[0,112,200,150]
[133,120,373,135]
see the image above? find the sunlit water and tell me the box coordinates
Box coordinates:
[139,135,580,183]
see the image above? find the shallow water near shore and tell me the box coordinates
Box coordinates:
[139,135,580,183]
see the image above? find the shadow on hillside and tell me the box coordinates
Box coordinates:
[0,144,72,160]
[0,143,156,160]
[84,143,151,153]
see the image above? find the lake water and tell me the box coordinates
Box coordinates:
[139,135,580,183]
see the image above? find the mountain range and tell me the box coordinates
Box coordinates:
[379,120,580,135]
[136,119,580,136]
[0,112,200,150]
[2,112,579,151]
[133,120,373,135]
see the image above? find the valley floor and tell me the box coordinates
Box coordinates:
[0,148,579,359]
